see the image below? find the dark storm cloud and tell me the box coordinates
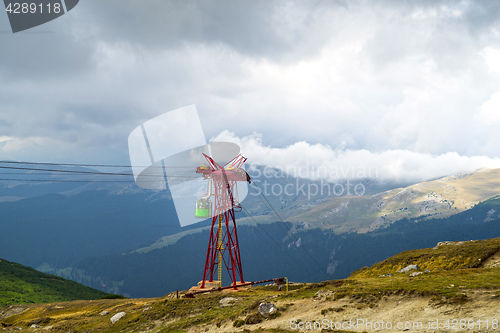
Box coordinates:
[79,0,350,60]
[1,0,500,178]
[0,24,92,80]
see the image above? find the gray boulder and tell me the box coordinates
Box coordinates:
[220,297,239,307]
[110,312,126,324]
[258,303,277,318]
[398,264,420,273]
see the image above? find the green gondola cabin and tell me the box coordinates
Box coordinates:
[195,199,212,219]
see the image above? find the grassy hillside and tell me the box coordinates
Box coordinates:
[352,237,500,278]
[0,258,112,307]
[2,238,500,332]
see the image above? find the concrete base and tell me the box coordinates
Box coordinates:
[189,280,220,292]
[189,280,250,292]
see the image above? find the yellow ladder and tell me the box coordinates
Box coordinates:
[217,214,223,287]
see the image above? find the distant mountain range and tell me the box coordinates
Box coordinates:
[68,195,500,297]
[1,164,500,297]
[288,168,500,233]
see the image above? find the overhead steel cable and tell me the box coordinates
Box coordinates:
[0,165,200,179]
[0,160,203,183]
[0,172,197,177]
[0,160,194,169]
[249,181,328,276]
[0,178,139,183]
[0,177,198,183]
[0,172,131,176]
[240,204,316,278]
[253,192,295,237]
[0,161,201,183]
[0,165,174,176]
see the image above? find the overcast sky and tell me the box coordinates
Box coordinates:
[1,0,500,182]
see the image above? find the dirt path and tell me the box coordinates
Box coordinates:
[190,290,500,333]
[482,249,500,268]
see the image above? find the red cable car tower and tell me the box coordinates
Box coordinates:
[195,153,250,289]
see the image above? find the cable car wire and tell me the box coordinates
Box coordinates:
[0,177,197,183]
[249,181,328,276]
[0,159,327,276]
[0,160,194,169]
[240,205,316,278]
[0,178,137,183]
[0,165,197,177]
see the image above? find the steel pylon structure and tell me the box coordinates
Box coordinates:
[196,153,250,289]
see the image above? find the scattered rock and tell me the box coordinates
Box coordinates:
[110,312,126,324]
[143,307,152,312]
[100,311,110,316]
[433,240,469,249]
[245,312,262,325]
[0,306,27,321]
[409,272,423,277]
[379,274,393,277]
[314,290,333,299]
[258,302,277,318]
[165,292,179,299]
[30,324,41,329]
[398,265,420,273]
[220,297,239,307]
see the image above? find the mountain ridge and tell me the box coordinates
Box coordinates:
[289,168,500,233]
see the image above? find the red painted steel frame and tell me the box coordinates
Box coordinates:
[196,153,249,289]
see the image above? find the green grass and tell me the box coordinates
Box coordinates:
[0,258,111,307]
[351,238,500,278]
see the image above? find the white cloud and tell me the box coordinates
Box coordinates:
[482,47,500,75]
[478,91,500,125]
[212,131,500,182]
